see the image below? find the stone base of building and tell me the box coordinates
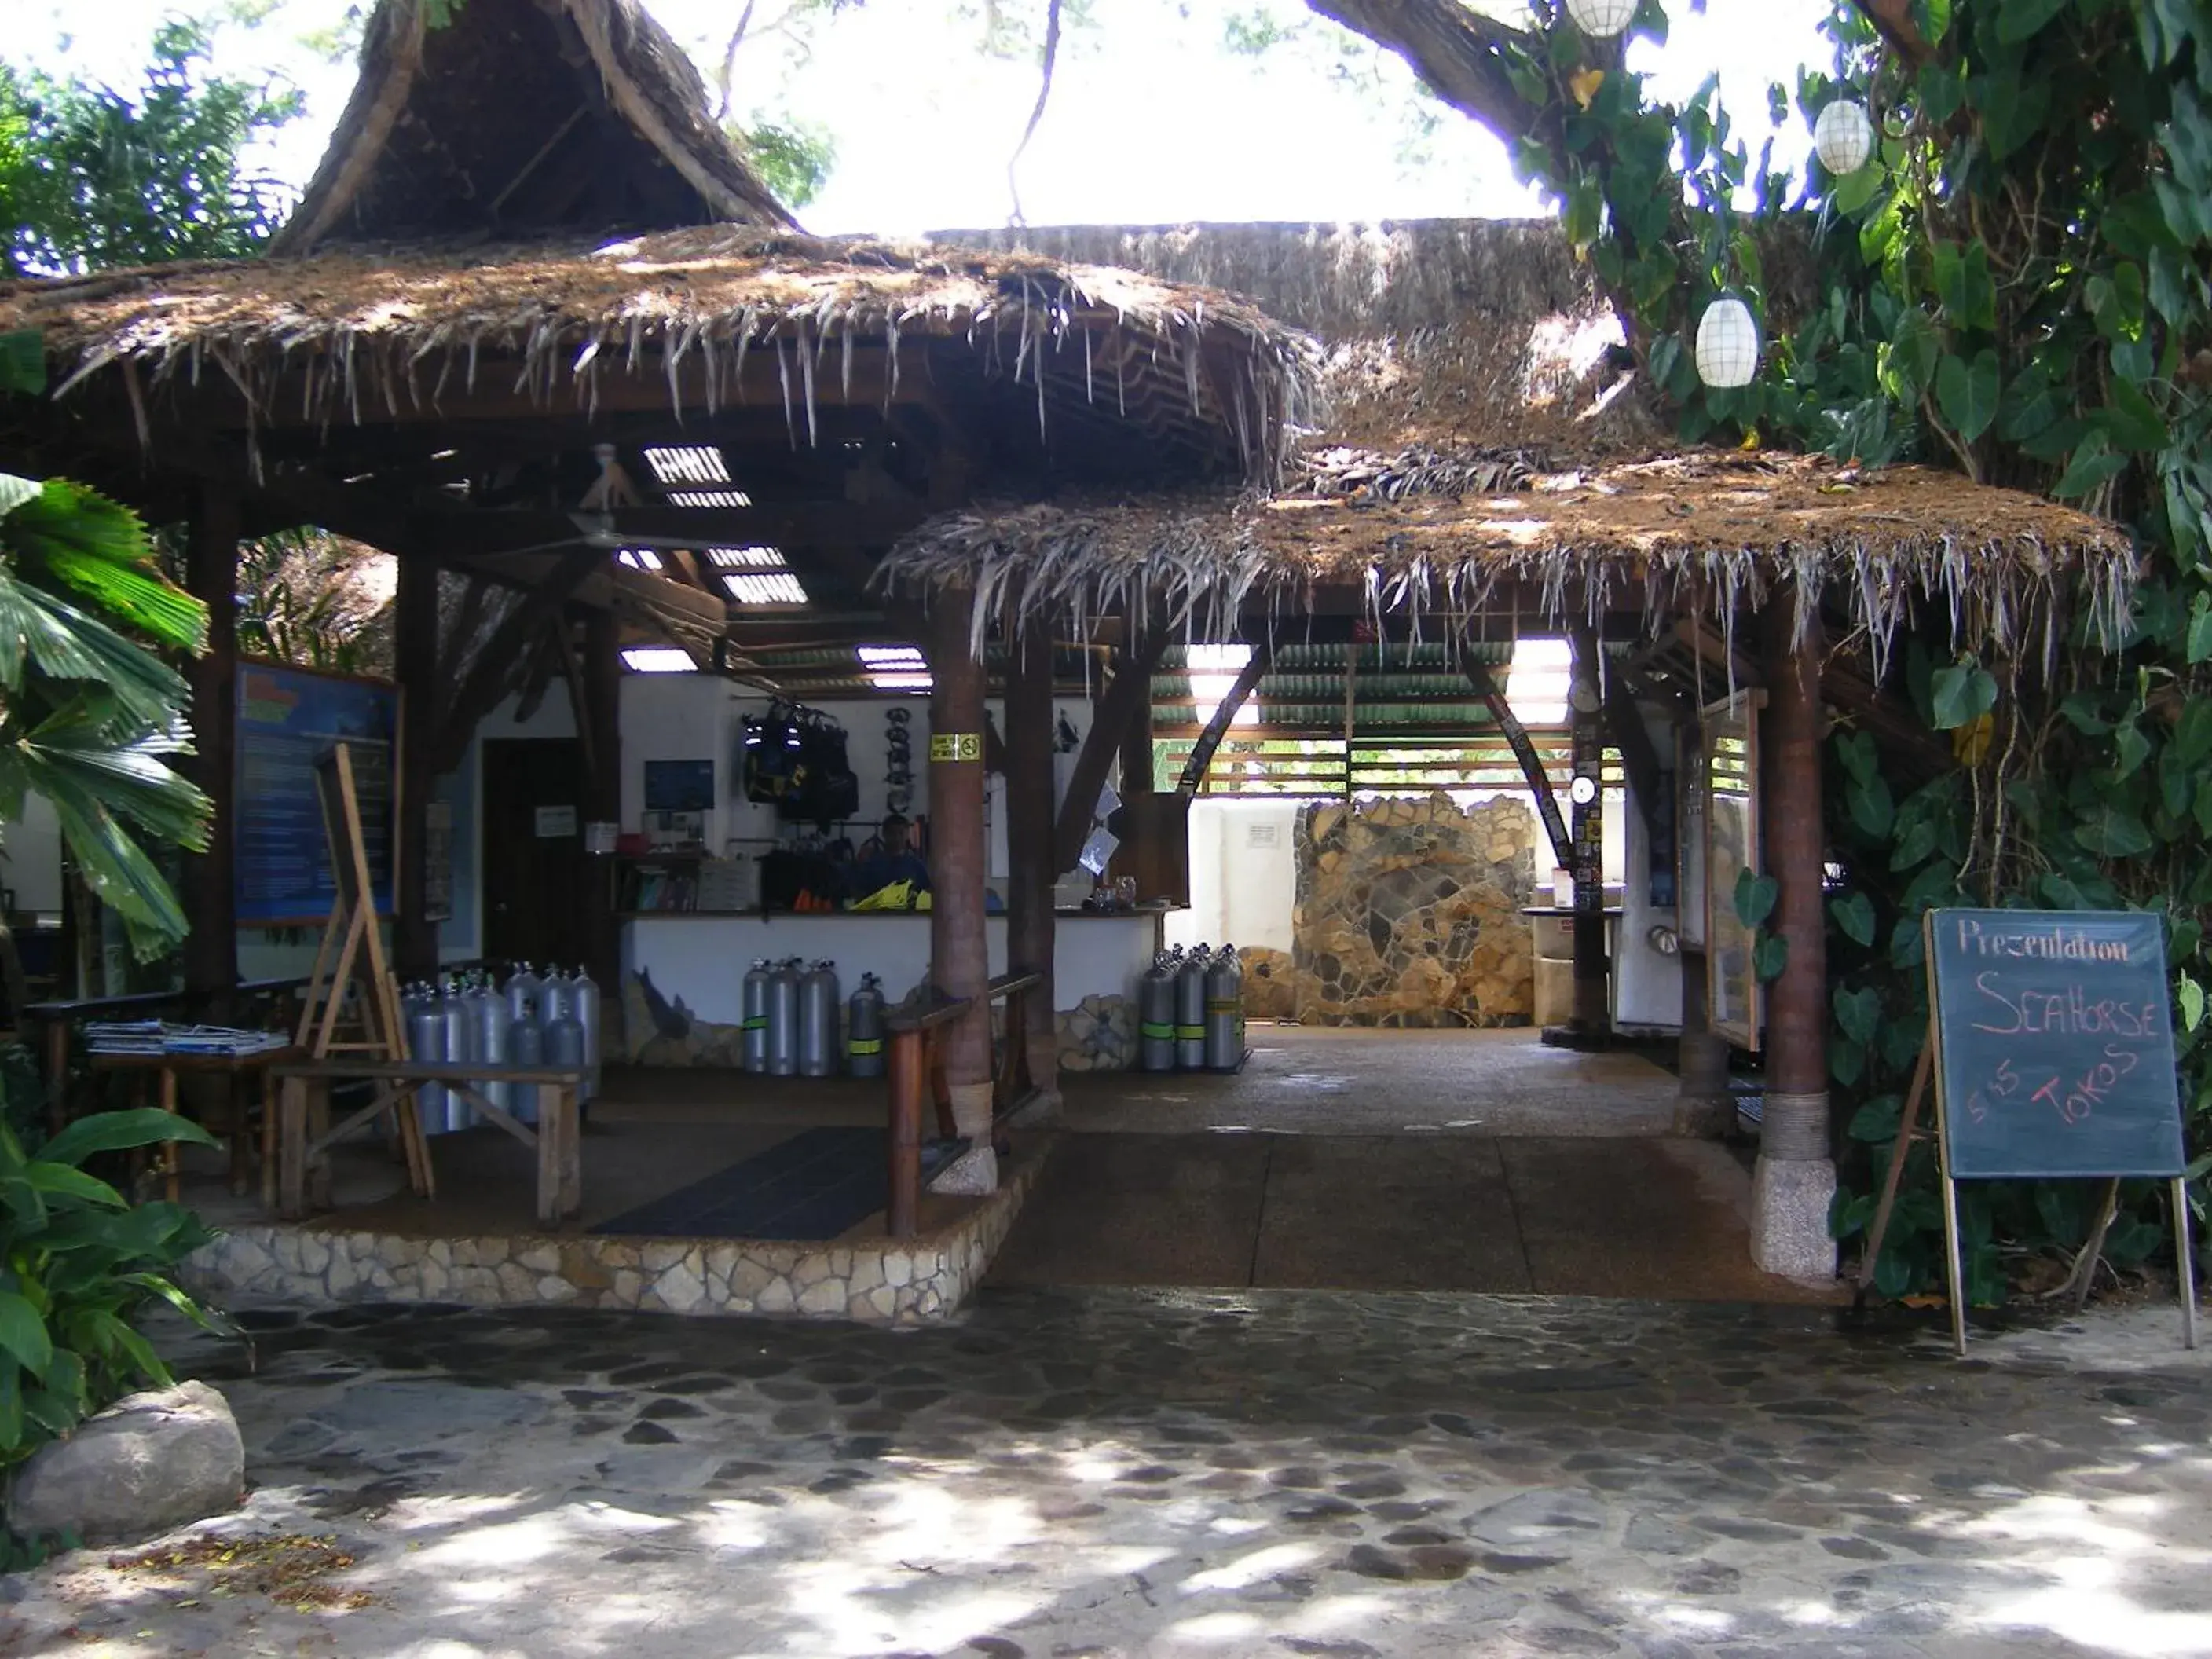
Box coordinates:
[180,1152,1042,1325]
[1749,1154,1839,1281]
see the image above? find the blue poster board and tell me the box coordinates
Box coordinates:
[235,661,398,925]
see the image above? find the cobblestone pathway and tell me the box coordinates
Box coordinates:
[5,1291,2208,1657]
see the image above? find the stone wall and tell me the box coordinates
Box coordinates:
[1285,793,1536,1027]
[1057,994,1134,1072]
[182,1154,1040,1325]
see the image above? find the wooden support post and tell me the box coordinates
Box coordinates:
[181,487,240,1020]
[1054,627,1168,872]
[1568,626,1608,1042]
[1175,639,1272,797]
[926,586,997,1191]
[1753,599,1837,1278]
[394,553,440,980]
[581,606,623,988]
[1119,671,1155,801]
[1005,620,1060,1106]
[888,1027,924,1238]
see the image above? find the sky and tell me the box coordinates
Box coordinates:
[17,0,1834,234]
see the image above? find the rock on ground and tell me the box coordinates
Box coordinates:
[9,1379,243,1544]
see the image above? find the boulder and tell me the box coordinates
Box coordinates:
[9,1380,244,1544]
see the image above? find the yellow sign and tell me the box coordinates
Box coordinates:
[929,732,982,764]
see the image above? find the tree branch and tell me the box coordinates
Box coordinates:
[1302,0,1546,145]
[1851,0,1932,68]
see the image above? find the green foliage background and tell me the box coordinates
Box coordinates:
[1502,0,2212,1295]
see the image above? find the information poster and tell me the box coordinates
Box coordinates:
[236,661,398,925]
[1704,690,1762,1049]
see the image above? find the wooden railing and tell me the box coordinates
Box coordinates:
[884,968,1046,1240]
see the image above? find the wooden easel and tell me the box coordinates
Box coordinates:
[291,742,433,1199]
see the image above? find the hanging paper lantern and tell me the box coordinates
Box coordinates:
[1813,100,1876,177]
[1695,296,1760,389]
[1565,0,1638,39]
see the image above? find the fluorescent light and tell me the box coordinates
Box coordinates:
[706,545,787,569]
[868,672,933,692]
[1505,637,1572,726]
[1187,643,1258,728]
[721,572,809,604]
[665,489,753,509]
[616,548,663,570]
[621,647,697,673]
[642,445,731,485]
[858,644,925,667]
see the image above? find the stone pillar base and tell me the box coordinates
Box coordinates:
[1750,1155,1838,1280]
[1672,1094,1734,1138]
[929,1144,999,1195]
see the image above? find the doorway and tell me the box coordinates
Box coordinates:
[481,738,588,967]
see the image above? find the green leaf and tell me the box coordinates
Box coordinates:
[1753,933,1791,981]
[0,1293,53,1380]
[37,1108,218,1170]
[2101,378,2170,451]
[1848,1094,1903,1143]
[21,1163,126,1210]
[2075,804,2156,859]
[0,336,43,398]
[2055,435,2129,500]
[1890,819,1939,870]
[1935,350,2000,441]
[1831,891,1877,947]
[2115,719,2152,779]
[2188,596,2212,663]
[1835,984,1884,1046]
[2181,972,2206,1032]
[1734,868,1778,929]
[1848,773,1895,838]
[1929,663,1998,729]
[2176,698,2212,765]
[1998,0,2069,42]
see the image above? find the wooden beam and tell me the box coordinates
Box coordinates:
[1602,672,1667,844]
[1176,638,1273,797]
[180,486,240,1016]
[926,585,995,1177]
[1005,619,1059,1094]
[433,548,604,774]
[1054,625,1169,872]
[1464,661,1573,868]
[393,551,440,980]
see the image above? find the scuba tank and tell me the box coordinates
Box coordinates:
[1204,946,1243,1071]
[505,962,542,1029]
[507,994,545,1126]
[471,975,510,1118]
[847,972,886,1078]
[1176,945,1212,1070]
[798,960,840,1078]
[404,984,451,1133]
[540,966,573,1026]
[767,958,802,1077]
[440,978,476,1131]
[570,965,602,1101]
[544,986,588,1094]
[1137,952,1178,1072]
[742,960,773,1074]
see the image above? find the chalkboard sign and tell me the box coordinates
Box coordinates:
[235,661,397,925]
[1926,908,2185,1181]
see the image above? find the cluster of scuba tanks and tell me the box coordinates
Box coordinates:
[741,959,888,1079]
[1137,944,1247,1073]
[399,965,602,1134]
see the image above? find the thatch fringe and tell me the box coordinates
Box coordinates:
[874,452,2137,678]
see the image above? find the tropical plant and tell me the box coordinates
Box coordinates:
[233,528,396,678]
[0,20,302,276]
[0,1097,221,1474]
[0,473,211,961]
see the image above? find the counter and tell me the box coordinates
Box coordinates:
[620,909,1167,1024]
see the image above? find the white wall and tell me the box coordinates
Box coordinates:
[1,794,64,918]
[1612,704,1685,1032]
[1167,798,1298,952]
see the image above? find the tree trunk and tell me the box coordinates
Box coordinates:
[926,587,997,1191]
[1006,618,1060,1103]
[181,488,240,1019]
[394,553,440,980]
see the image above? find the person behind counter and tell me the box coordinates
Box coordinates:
[851,812,932,899]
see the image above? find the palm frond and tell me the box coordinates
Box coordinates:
[1,481,206,651]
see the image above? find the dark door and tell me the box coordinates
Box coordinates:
[481,738,588,967]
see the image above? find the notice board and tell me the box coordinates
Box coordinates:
[236,661,398,925]
[1925,908,2185,1181]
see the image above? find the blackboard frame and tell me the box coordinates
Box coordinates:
[1918,906,2196,1356]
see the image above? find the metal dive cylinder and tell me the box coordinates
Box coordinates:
[767,958,801,1077]
[570,965,602,1101]
[505,965,544,1125]
[471,975,510,1118]
[544,987,587,1099]
[1137,952,1178,1072]
[847,972,886,1078]
[742,960,773,1074]
[404,985,451,1133]
[798,959,840,1078]
[1204,945,1243,1071]
[440,978,476,1130]
[1176,944,1211,1070]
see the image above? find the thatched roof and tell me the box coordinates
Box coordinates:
[273,0,794,253]
[877,449,2136,676]
[0,229,1318,484]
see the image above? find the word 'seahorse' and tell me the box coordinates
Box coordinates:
[1921,908,2195,1356]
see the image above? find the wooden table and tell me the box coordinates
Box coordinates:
[269,1060,586,1227]
[88,1046,305,1205]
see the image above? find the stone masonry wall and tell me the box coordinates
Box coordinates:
[1286,793,1536,1026]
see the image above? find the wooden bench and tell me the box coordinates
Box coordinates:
[270,1059,586,1227]
[882,968,1046,1239]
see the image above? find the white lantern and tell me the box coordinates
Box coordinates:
[1813,100,1875,177]
[1695,296,1760,389]
[1565,0,1639,39]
